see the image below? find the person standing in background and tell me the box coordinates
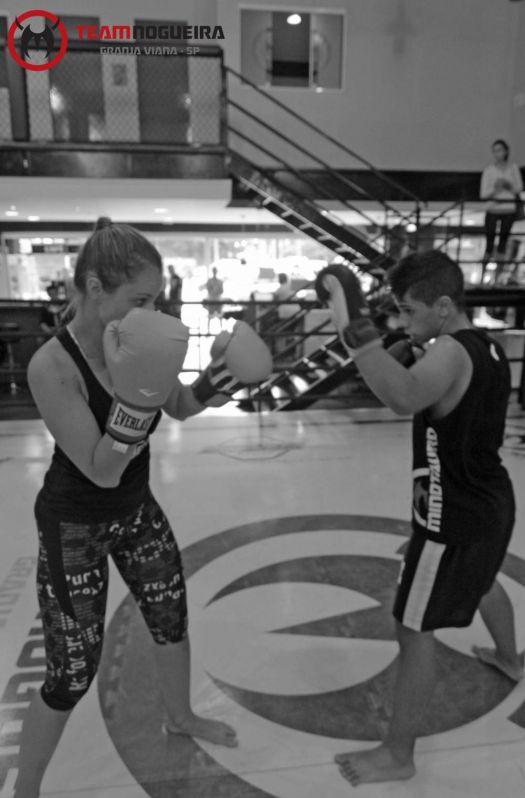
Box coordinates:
[202,267,224,330]
[167,264,183,319]
[39,282,67,335]
[480,140,523,283]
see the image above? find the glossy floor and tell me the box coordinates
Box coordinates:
[1,407,524,798]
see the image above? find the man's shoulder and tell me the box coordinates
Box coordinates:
[421,334,473,380]
[429,333,469,356]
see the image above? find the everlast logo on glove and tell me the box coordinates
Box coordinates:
[107,401,156,441]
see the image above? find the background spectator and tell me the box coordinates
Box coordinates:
[480,139,523,283]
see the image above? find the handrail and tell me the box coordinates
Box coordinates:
[418,199,465,232]
[229,128,413,265]
[229,124,391,238]
[228,100,418,227]
[225,65,424,205]
[0,141,225,154]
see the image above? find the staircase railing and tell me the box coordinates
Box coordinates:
[223,65,425,262]
[225,66,422,206]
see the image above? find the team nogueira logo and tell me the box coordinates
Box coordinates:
[7,9,68,71]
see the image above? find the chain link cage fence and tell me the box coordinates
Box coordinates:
[3,40,224,146]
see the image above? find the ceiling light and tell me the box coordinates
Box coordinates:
[287,14,302,25]
[5,210,19,217]
[154,207,168,213]
[27,215,40,221]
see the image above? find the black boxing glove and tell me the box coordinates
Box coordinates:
[315,264,382,358]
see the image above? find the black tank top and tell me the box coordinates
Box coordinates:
[412,329,514,544]
[35,326,160,522]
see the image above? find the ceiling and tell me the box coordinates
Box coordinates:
[0,176,274,226]
[0,175,489,229]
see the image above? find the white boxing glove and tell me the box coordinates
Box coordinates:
[192,321,273,407]
[103,309,189,445]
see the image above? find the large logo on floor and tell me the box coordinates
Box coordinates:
[98,515,525,798]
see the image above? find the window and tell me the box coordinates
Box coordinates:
[240,8,343,90]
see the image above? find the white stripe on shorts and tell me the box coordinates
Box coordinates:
[402,539,446,631]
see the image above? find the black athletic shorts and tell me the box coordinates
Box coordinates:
[393,522,513,632]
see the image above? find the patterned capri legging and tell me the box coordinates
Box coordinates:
[35,490,188,711]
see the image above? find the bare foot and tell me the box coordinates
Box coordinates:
[472,646,524,683]
[162,714,238,747]
[335,745,415,786]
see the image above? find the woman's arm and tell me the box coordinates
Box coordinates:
[480,166,496,199]
[28,345,137,488]
[512,163,524,194]
[161,379,204,420]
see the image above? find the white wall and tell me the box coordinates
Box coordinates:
[218,0,524,171]
[2,0,524,171]
[510,6,525,166]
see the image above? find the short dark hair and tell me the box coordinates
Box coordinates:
[74,217,162,294]
[387,250,465,309]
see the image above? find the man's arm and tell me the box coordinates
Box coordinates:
[314,264,473,416]
[352,335,471,415]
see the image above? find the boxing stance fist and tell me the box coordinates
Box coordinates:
[104,309,189,446]
[192,321,273,407]
[315,264,382,358]
[385,337,422,367]
[316,264,421,366]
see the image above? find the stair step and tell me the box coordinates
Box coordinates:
[295,361,322,382]
[270,385,294,401]
[229,151,394,276]
[313,368,329,380]
[288,374,312,393]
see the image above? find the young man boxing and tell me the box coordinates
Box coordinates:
[316,251,523,786]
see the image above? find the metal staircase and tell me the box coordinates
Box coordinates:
[228,150,393,278]
[243,334,356,412]
[223,66,423,411]
[224,67,424,281]
[243,309,401,412]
